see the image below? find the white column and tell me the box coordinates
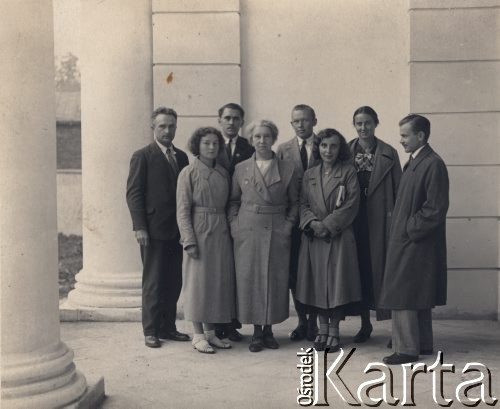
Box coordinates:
[0,1,87,407]
[67,0,153,310]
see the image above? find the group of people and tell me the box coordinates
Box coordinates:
[126,102,449,365]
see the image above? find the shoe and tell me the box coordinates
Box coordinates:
[249,337,265,352]
[205,330,231,349]
[387,339,392,349]
[325,335,340,352]
[145,335,161,348]
[262,334,280,349]
[192,334,215,354]
[313,334,328,351]
[353,323,373,343]
[159,330,190,342]
[383,353,418,365]
[289,324,307,341]
[215,325,226,340]
[227,327,243,342]
[306,319,319,342]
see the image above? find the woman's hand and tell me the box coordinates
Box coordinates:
[185,245,199,259]
[310,221,329,238]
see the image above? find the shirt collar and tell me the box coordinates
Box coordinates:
[296,134,314,146]
[155,140,175,155]
[411,143,427,159]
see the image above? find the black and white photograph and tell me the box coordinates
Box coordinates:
[1,0,499,408]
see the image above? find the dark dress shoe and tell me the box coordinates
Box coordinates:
[313,334,328,351]
[306,320,319,342]
[289,324,307,341]
[263,334,280,349]
[383,353,418,365]
[249,337,265,352]
[227,327,243,342]
[159,330,190,342]
[145,335,161,348]
[353,324,373,343]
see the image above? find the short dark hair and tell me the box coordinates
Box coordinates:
[152,106,177,121]
[188,127,225,157]
[399,114,431,141]
[352,106,379,126]
[292,104,316,121]
[315,128,351,162]
[218,103,245,119]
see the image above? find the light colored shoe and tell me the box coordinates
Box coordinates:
[205,330,231,349]
[192,334,215,354]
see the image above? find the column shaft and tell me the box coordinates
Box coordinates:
[0,1,87,407]
[68,0,153,309]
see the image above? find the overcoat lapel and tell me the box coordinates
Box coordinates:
[322,163,343,204]
[264,158,281,187]
[251,158,273,203]
[367,139,395,197]
[309,165,329,216]
[407,144,433,172]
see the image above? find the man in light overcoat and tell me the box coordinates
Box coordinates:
[379,114,449,364]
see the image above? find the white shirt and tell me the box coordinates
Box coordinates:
[256,158,272,176]
[226,136,240,156]
[296,134,314,163]
[155,140,175,157]
[411,143,427,159]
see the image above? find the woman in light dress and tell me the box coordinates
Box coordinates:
[176,127,236,354]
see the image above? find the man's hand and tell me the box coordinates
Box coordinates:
[135,229,150,246]
[185,245,199,259]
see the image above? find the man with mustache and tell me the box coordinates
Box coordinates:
[126,106,190,348]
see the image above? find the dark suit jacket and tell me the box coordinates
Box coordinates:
[217,136,254,176]
[126,142,189,241]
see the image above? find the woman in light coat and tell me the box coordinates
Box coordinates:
[177,127,236,354]
[348,106,402,344]
[229,119,299,353]
[296,128,361,352]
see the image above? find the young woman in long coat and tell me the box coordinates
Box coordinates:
[348,106,402,343]
[228,119,300,353]
[177,127,236,354]
[296,128,361,352]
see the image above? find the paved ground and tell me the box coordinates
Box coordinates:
[61,318,500,409]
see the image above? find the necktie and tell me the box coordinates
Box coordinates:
[300,140,308,171]
[227,139,233,161]
[166,147,179,175]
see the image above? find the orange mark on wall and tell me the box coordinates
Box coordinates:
[166,72,174,84]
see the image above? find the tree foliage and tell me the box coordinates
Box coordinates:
[55,52,81,91]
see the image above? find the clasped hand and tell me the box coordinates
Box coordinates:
[310,221,329,238]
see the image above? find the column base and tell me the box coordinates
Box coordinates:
[67,269,142,308]
[66,376,105,409]
[1,342,87,409]
[60,298,142,322]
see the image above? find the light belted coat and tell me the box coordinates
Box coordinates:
[296,162,362,309]
[228,155,300,325]
[379,144,449,310]
[176,159,236,323]
[348,138,402,318]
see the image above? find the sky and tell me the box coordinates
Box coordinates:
[53,0,80,58]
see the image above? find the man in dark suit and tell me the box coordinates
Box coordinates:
[126,106,190,348]
[379,114,449,364]
[215,102,254,342]
[217,102,254,176]
[276,104,321,342]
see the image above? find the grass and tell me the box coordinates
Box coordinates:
[58,233,82,299]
